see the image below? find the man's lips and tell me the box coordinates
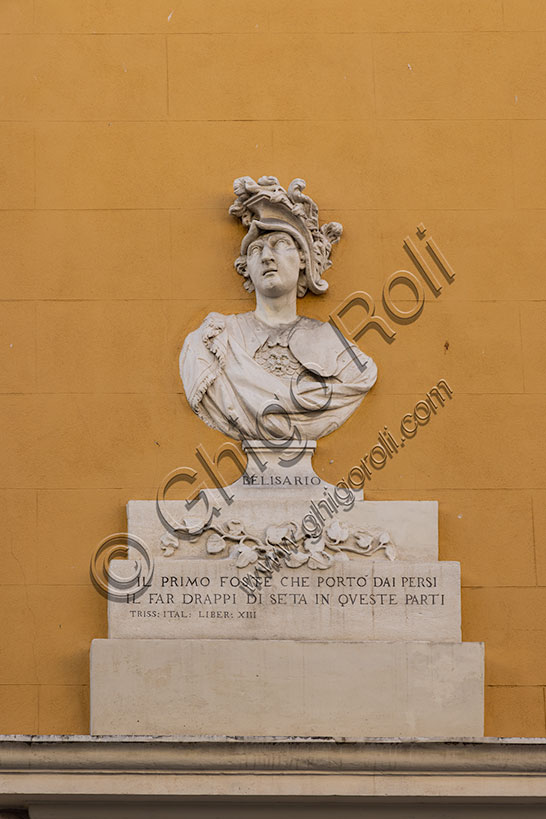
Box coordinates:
[262,268,277,276]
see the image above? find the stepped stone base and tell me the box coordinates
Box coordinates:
[90,638,484,737]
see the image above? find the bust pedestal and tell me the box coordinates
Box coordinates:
[90,442,484,737]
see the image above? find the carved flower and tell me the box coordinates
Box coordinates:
[303,534,325,554]
[236,544,259,568]
[325,520,349,545]
[353,531,374,552]
[160,533,179,557]
[182,517,206,535]
[308,551,332,570]
[206,532,226,554]
[265,524,293,545]
[338,531,374,555]
[377,532,396,561]
[302,535,332,569]
[225,520,245,537]
[284,551,309,568]
[346,530,397,560]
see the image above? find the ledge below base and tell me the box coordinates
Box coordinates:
[1,736,546,814]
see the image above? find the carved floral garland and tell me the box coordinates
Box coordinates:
[160,518,396,570]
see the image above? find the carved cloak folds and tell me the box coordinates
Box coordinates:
[180,311,377,442]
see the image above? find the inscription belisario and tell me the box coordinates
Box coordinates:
[242,474,321,486]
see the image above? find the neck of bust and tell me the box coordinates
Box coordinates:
[253,290,298,327]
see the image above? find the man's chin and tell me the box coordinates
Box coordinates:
[259,278,281,291]
[255,275,298,298]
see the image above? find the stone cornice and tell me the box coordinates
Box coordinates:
[2,736,546,806]
[2,736,546,780]
[0,735,546,774]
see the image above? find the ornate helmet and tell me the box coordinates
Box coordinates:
[229,176,342,295]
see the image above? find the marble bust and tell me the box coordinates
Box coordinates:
[180,176,377,441]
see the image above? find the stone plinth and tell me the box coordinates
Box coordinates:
[91,638,484,737]
[90,444,484,738]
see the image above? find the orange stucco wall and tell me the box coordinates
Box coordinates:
[1,0,546,736]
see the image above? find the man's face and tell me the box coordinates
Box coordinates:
[246,231,302,298]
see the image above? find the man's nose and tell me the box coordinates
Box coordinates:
[261,243,274,262]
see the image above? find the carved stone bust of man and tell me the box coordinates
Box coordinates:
[180,176,377,442]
